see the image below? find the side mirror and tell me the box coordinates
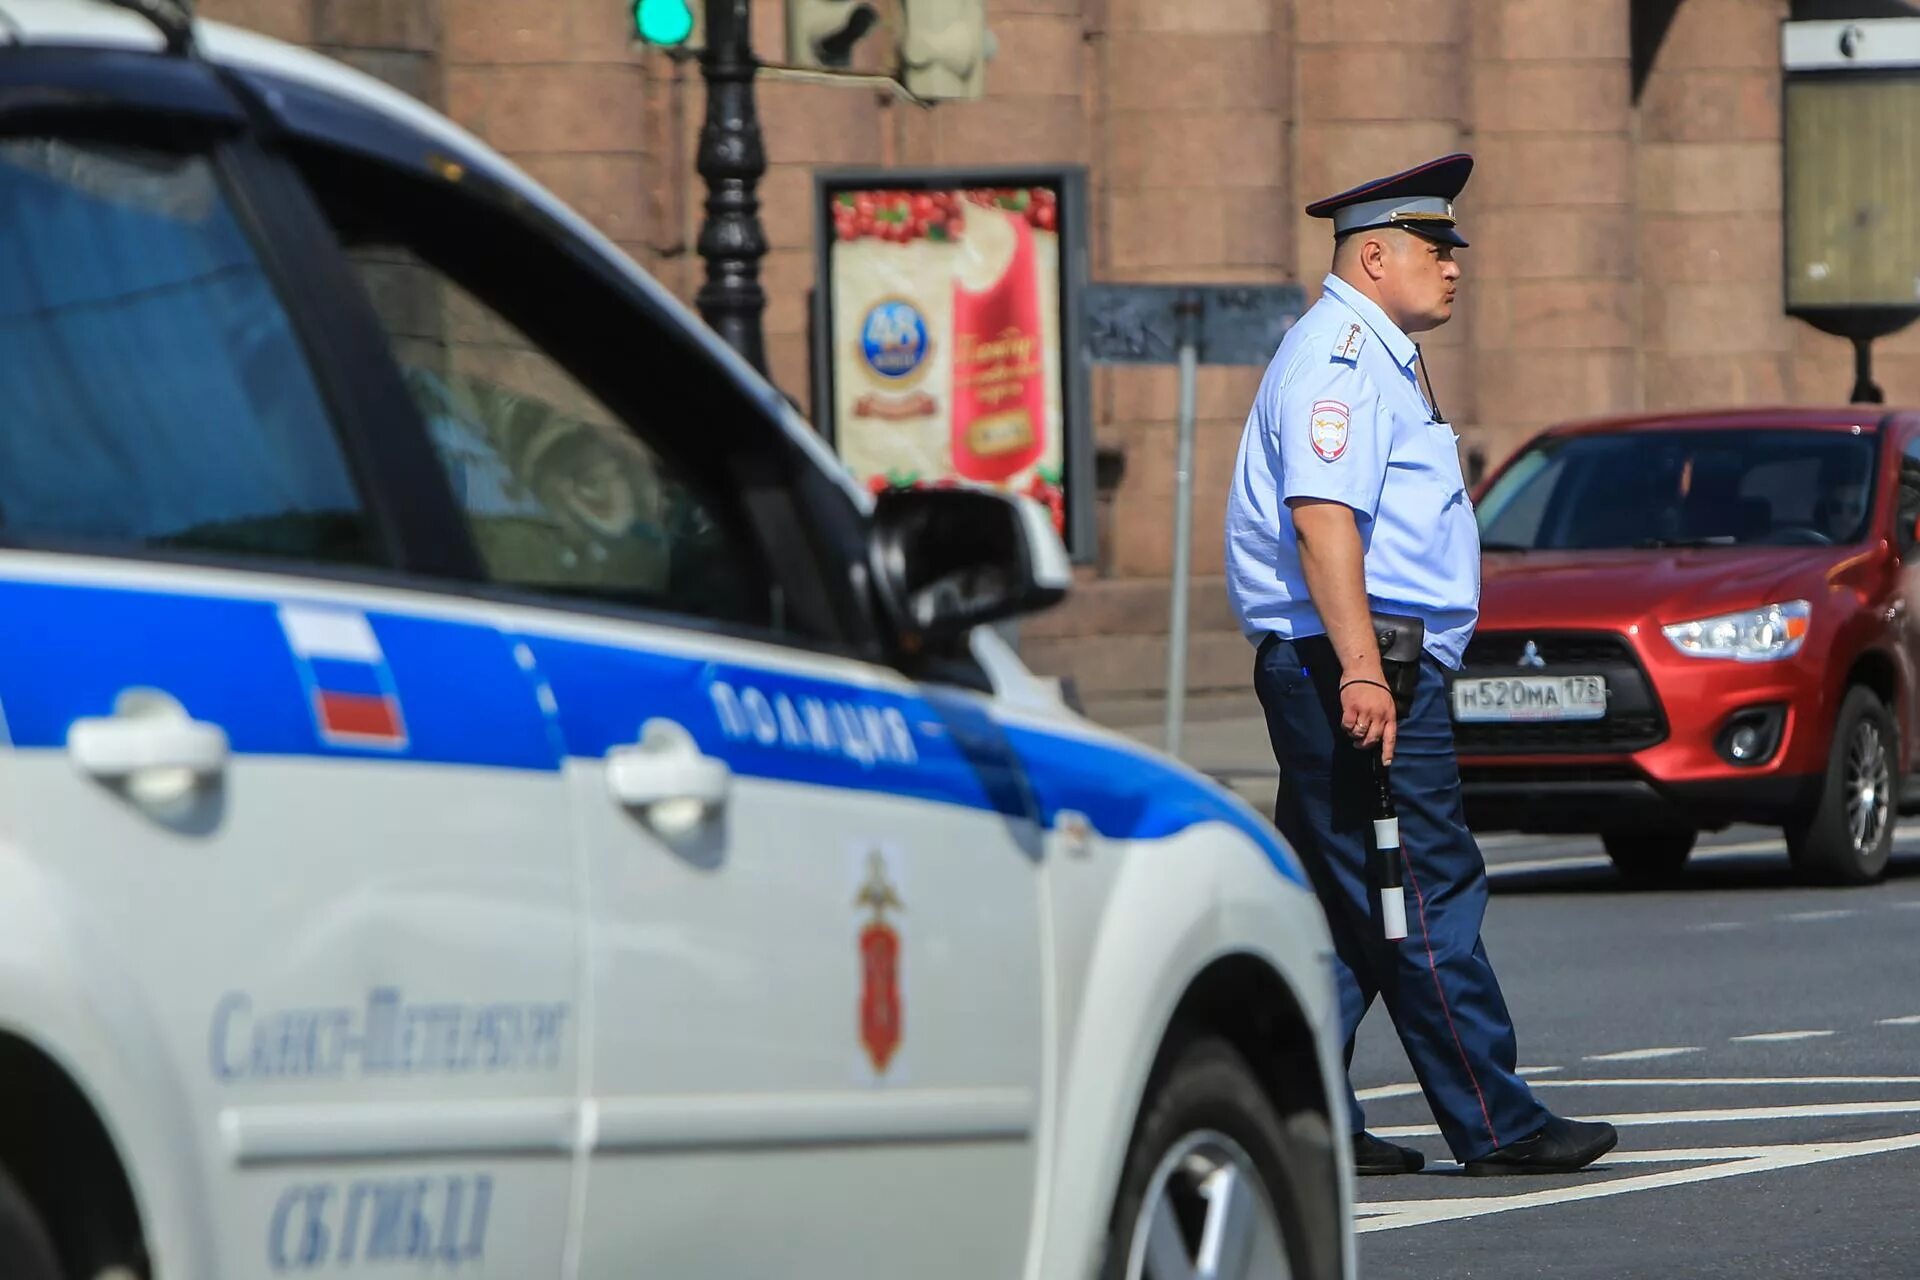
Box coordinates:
[868,487,1071,651]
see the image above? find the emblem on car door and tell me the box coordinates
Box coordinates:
[855,849,905,1077]
[1519,640,1547,670]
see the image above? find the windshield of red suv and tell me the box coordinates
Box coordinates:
[1475,427,1879,551]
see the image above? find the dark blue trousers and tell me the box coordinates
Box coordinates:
[1255,635,1549,1162]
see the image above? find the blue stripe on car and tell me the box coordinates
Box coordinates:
[0,578,1301,885]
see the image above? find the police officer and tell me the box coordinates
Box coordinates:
[1224,154,1618,1176]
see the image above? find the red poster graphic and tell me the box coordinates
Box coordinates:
[825,181,1068,535]
[949,210,1048,483]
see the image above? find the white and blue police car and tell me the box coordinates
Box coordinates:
[0,3,1352,1277]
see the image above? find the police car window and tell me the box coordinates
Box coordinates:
[342,244,768,627]
[0,137,377,565]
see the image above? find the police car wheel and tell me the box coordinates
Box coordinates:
[0,1166,59,1280]
[1788,686,1897,886]
[1100,1035,1309,1280]
[1599,826,1694,884]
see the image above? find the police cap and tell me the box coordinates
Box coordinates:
[1306,153,1473,249]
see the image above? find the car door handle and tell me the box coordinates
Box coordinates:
[605,718,731,836]
[70,716,228,776]
[68,689,228,803]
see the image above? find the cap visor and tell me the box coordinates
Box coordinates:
[1406,225,1468,248]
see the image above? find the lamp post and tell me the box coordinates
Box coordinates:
[694,0,770,374]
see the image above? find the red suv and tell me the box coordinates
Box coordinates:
[1459,407,1920,885]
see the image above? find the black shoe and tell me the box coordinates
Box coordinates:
[1353,1131,1425,1176]
[1462,1116,1618,1176]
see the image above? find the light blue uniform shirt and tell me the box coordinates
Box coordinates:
[1224,274,1479,669]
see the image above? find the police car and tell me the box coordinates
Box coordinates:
[0,3,1351,1277]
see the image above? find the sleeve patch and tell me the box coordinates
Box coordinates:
[1310,400,1350,461]
[1331,322,1365,363]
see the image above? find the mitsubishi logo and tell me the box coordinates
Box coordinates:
[1519,640,1547,669]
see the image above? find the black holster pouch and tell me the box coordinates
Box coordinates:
[1289,612,1426,722]
[1371,612,1425,719]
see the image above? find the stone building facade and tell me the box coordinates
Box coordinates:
[196,0,1887,714]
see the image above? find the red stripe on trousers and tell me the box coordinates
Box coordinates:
[1401,846,1500,1150]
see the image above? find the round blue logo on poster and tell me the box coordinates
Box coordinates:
[860,299,929,380]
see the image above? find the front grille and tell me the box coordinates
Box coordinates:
[1462,632,1635,667]
[1459,763,1645,786]
[1456,718,1665,753]
[1452,629,1667,754]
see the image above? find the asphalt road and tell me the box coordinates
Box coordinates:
[1346,823,1920,1278]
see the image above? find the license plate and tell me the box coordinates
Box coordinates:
[1451,675,1608,722]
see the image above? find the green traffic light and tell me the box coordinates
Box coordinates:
[633,0,694,45]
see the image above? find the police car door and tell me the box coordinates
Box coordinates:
[0,59,578,1279]
[260,91,1049,1277]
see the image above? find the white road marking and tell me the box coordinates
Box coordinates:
[1689,921,1748,932]
[1583,1047,1701,1063]
[1373,1098,1920,1140]
[1362,1073,1920,1099]
[1599,1143,1875,1164]
[1480,854,1632,876]
[1529,1075,1920,1089]
[1355,1131,1920,1233]
[1355,1082,1425,1102]
[1879,1016,1920,1026]
[1352,1140,1900,1206]
[1486,834,1920,878]
[1669,837,1790,857]
[1731,1030,1835,1043]
[1486,846,1766,877]
[1782,909,1856,922]
[1357,1137,1920,1193]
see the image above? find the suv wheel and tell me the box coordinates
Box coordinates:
[0,1168,59,1280]
[1789,686,1897,885]
[1601,826,1695,884]
[1101,1036,1311,1280]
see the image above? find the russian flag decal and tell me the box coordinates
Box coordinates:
[277,604,409,750]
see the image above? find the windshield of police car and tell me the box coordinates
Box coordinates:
[1476,428,1879,551]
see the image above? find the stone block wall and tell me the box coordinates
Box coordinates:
[191,0,1907,709]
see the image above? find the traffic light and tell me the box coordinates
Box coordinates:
[633,0,700,50]
[786,0,881,70]
[901,0,990,101]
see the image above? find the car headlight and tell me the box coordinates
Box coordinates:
[1662,600,1811,662]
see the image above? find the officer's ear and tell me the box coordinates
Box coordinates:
[1357,233,1391,283]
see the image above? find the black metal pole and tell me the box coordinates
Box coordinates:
[696,0,769,373]
[1851,334,1885,405]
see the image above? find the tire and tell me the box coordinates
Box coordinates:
[0,1167,59,1280]
[1100,1036,1316,1280]
[1601,825,1696,884]
[1789,686,1898,885]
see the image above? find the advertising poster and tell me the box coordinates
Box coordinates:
[813,168,1091,560]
